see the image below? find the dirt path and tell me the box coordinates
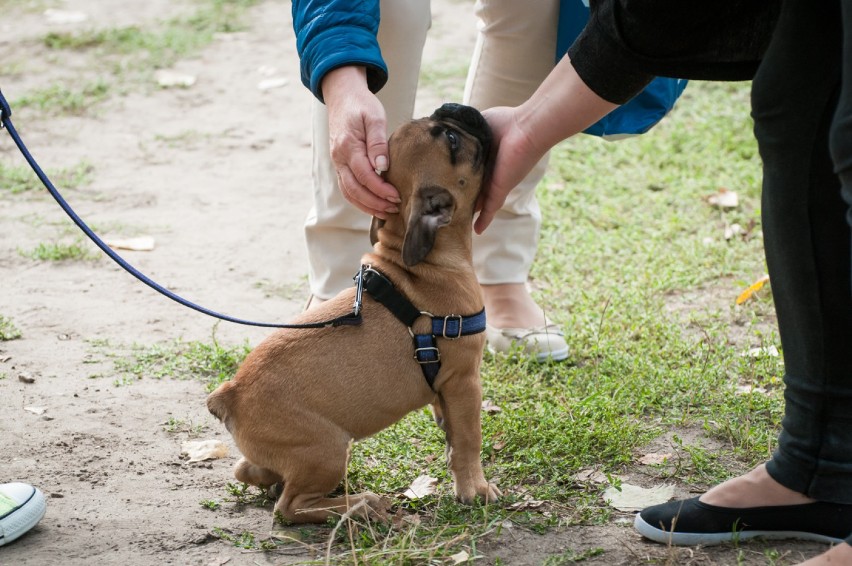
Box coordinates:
[0,1,834,564]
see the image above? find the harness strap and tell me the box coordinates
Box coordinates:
[359,267,486,389]
[361,269,420,326]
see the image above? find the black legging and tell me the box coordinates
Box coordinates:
[752,0,852,544]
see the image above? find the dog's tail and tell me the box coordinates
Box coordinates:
[207,380,237,432]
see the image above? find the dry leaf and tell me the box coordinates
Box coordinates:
[724,223,743,240]
[707,188,739,208]
[572,468,608,484]
[736,384,768,395]
[743,345,779,358]
[736,275,770,305]
[24,406,47,415]
[104,236,156,252]
[403,475,437,500]
[155,70,196,88]
[257,78,289,91]
[449,550,470,564]
[269,528,303,542]
[481,399,502,414]
[638,452,672,466]
[507,499,546,511]
[603,483,675,512]
[181,439,228,463]
[44,9,88,24]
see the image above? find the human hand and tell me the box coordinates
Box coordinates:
[474,106,546,234]
[473,56,620,234]
[322,66,401,218]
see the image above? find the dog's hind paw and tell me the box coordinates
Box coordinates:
[347,492,391,522]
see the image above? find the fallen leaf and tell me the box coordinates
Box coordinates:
[638,452,672,466]
[736,384,768,395]
[181,439,228,463]
[507,499,546,511]
[257,78,289,91]
[44,9,88,24]
[449,550,470,564]
[724,223,743,240]
[736,275,770,305]
[104,236,156,252]
[155,70,196,88]
[603,483,675,512]
[481,399,502,414]
[403,475,437,500]
[707,188,739,209]
[269,528,302,542]
[24,406,47,415]
[571,468,608,484]
[743,345,779,358]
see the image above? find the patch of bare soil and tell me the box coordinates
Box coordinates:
[0,1,833,564]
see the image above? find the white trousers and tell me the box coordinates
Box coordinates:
[305,0,559,298]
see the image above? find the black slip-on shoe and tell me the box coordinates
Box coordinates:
[634,497,852,546]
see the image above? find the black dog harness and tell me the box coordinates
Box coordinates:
[354,266,486,389]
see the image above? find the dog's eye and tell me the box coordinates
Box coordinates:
[446,130,459,152]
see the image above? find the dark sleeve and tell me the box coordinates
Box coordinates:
[292,0,388,102]
[567,0,781,104]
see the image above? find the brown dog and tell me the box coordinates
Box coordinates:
[207,104,500,523]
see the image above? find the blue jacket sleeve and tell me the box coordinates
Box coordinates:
[292,0,389,103]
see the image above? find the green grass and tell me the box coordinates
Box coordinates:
[0,315,22,341]
[111,335,251,390]
[21,239,101,261]
[100,80,783,562]
[0,161,92,195]
[12,81,110,115]
[6,0,260,117]
[42,0,260,70]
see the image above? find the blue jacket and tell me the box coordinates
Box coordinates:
[292,0,388,102]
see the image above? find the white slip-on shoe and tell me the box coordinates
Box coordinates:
[485,321,569,362]
[0,482,46,546]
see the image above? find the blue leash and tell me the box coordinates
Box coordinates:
[0,89,361,329]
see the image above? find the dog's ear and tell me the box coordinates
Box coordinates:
[402,186,456,266]
[369,217,385,246]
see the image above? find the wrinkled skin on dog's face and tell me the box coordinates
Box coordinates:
[374,103,493,266]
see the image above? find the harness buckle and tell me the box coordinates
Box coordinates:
[413,346,441,363]
[442,315,463,339]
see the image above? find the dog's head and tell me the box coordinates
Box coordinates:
[370,103,493,267]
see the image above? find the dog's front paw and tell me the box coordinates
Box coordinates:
[454,480,501,505]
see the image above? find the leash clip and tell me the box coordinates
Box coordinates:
[352,264,367,316]
[0,89,11,130]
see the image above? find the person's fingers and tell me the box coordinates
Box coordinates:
[349,152,400,204]
[365,120,390,175]
[474,195,502,234]
[337,165,399,218]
